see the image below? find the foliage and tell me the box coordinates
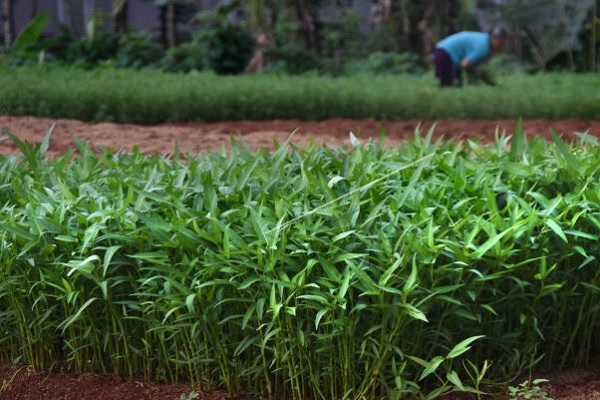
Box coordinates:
[1,67,600,123]
[508,379,553,400]
[486,54,534,75]
[9,12,50,54]
[480,0,597,70]
[356,52,424,75]
[179,391,200,400]
[0,12,51,67]
[64,31,121,67]
[206,24,255,75]
[114,32,165,69]
[160,40,207,73]
[2,128,600,399]
[265,44,322,75]
[323,10,369,59]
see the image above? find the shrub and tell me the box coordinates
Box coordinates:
[266,44,323,75]
[360,51,424,75]
[65,31,121,67]
[206,24,255,75]
[160,41,207,73]
[115,32,165,69]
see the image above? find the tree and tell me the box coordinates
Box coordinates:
[293,0,323,53]
[31,0,38,20]
[2,0,14,48]
[392,0,462,58]
[113,0,129,34]
[149,0,197,48]
[479,0,596,70]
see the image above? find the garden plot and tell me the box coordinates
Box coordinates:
[2,122,600,399]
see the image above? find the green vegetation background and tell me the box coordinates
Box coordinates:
[2,67,599,123]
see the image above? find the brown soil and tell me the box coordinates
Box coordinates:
[2,116,600,399]
[1,116,600,156]
[0,366,248,400]
[2,365,600,400]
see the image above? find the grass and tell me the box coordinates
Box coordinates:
[1,125,600,400]
[1,66,600,123]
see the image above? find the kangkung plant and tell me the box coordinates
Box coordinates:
[1,123,600,399]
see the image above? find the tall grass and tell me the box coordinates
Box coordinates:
[1,126,600,399]
[1,66,600,123]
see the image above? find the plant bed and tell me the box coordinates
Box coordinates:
[2,125,600,399]
[1,67,600,123]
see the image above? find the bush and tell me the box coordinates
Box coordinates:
[359,51,424,75]
[160,41,207,73]
[65,31,121,67]
[115,32,165,69]
[206,24,255,75]
[487,53,533,75]
[265,44,323,75]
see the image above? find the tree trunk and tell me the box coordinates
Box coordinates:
[64,0,78,35]
[591,3,597,72]
[400,0,411,52]
[417,2,435,59]
[2,0,14,48]
[166,2,176,48]
[31,0,38,19]
[295,0,320,53]
[83,0,95,37]
[114,0,128,34]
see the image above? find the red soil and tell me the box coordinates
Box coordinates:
[1,117,600,156]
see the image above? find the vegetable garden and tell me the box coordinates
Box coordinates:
[1,67,600,124]
[2,124,600,399]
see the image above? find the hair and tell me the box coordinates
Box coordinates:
[490,25,508,39]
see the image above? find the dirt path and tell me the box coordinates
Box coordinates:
[1,116,600,156]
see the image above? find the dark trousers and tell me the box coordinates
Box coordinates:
[434,48,461,87]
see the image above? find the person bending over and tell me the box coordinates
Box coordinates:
[434,26,507,87]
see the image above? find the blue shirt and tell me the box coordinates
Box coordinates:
[436,32,491,67]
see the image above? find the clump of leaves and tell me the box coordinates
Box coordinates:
[207,24,254,74]
[508,379,553,400]
[179,391,199,400]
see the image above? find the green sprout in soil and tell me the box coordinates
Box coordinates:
[508,379,553,400]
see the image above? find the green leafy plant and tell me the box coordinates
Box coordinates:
[1,127,600,400]
[360,51,424,75]
[0,367,27,395]
[115,32,165,69]
[0,12,51,67]
[65,31,121,67]
[179,391,199,400]
[160,41,207,73]
[1,379,8,393]
[508,379,553,400]
[265,44,323,75]
[207,24,255,75]
[1,67,599,123]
